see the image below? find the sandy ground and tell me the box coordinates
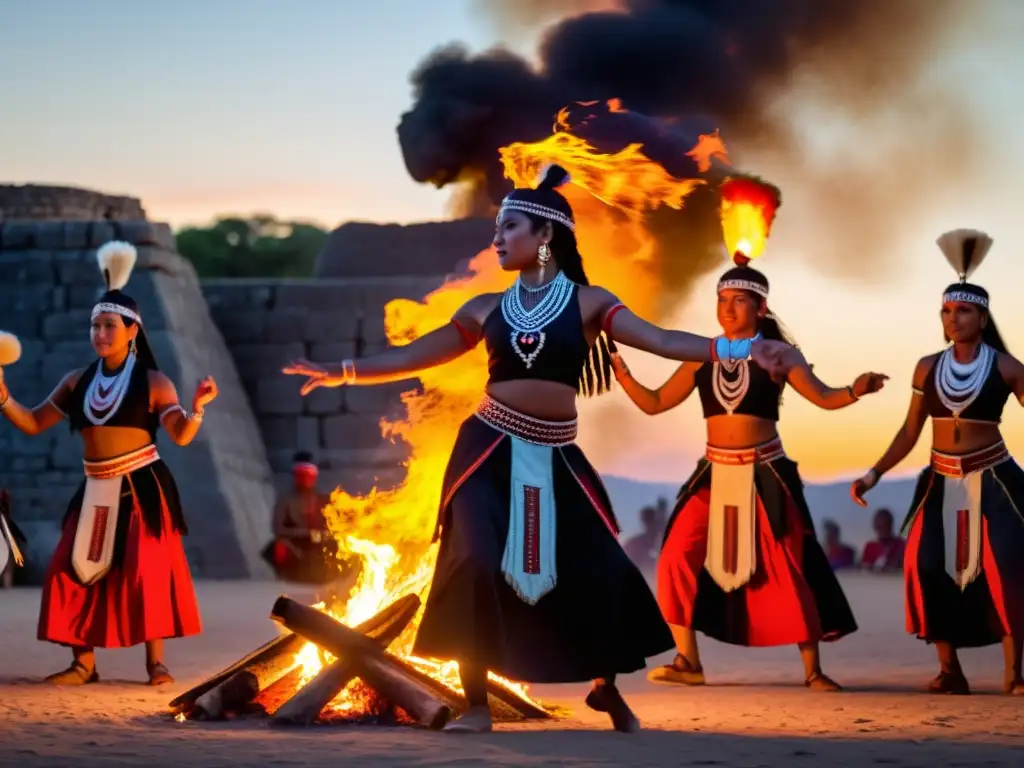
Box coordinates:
[1,572,1021,767]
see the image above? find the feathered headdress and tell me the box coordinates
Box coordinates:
[937,229,993,308]
[96,240,137,291]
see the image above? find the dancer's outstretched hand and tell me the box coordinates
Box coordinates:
[852,372,889,398]
[850,470,879,507]
[751,339,800,383]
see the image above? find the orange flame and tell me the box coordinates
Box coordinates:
[718,174,782,262]
[289,100,723,719]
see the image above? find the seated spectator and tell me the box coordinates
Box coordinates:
[822,519,856,570]
[261,452,336,584]
[860,507,905,572]
[623,502,667,579]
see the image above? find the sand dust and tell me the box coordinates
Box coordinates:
[1,572,1021,767]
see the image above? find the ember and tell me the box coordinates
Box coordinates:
[172,100,724,728]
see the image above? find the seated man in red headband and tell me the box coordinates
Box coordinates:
[261,452,335,583]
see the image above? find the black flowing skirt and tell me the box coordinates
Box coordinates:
[902,459,1024,648]
[663,457,858,646]
[413,415,674,683]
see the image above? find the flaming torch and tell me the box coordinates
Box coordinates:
[718,174,782,266]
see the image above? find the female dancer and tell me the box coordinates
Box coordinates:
[0,241,218,685]
[852,229,1024,695]
[284,164,801,733]
[612,253,885,691]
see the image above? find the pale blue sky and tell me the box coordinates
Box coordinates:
[6,0,1024,483]
[1,0,509,227]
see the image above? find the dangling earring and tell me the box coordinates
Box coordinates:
[536,243,551,281]
[129,337,137,356]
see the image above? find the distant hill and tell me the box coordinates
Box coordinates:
[603,473,919,552]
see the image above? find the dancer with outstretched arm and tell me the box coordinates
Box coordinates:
[613,175,883,691]
[284,165,802,733]
[852,229,1024,696]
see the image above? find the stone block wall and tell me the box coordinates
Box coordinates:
[0,220,276,580]
[0,185,146,221]
[201,276,448,497]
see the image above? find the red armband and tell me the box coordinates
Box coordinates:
[451,318,480,350]
[601,303,627,337]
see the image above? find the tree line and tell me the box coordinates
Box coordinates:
[175,215,328,278]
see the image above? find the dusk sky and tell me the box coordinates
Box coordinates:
[5,0,1024,484]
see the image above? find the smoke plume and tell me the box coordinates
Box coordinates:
[398,0,973,307]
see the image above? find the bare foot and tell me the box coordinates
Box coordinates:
[443,705,493,733]
[585,682,640,733]
[1004,676,1024,695]
[928,670,970,695]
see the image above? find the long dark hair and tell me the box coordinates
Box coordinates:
[523,213,614,396]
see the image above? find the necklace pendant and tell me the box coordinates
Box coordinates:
[510,330,546,369]
[953,416,961,444]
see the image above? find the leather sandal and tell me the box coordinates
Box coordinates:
[647,654,706,686]
[45,661,99,686]
[804,671,842,692]
[147,662,174,686]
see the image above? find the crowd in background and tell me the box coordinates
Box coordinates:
[620,500,906,580]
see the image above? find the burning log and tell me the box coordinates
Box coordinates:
[270,593,420,726]
[169,633,303,715]
[172,594,421,720]
[271,596,451,730]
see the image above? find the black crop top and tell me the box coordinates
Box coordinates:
[483,283,588,389]
[695,360,783,421]
[65,359,160,437]
[921,350,1010,423]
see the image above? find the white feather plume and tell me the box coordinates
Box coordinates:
[96,240,137,291]
[936,229,993,281]
[0,331,22,366]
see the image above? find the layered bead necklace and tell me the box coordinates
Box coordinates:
[500,271,574,369]
[712,334,761,415]
[934,342,993,441]
[83,352,136,426]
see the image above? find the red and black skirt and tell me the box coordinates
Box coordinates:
[659,439,858,647]
[902,442,1024,648]
[38,446,201,649]
[413,395,674,683]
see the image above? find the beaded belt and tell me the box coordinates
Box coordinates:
[84,444,160,480]
[475,395,578,447]
[706,437,786,466]
[931,441,1009,479]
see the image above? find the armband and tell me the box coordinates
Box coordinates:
[601,303,627,337]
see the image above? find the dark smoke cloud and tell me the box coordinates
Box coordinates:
[397,0,969,307]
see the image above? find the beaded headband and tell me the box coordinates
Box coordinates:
[942,289,988,309]
[717,278,768,299]
[91,302,142,324]
[498,198,576,232]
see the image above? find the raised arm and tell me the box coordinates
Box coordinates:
[150,371,217,447]
[610,351,699,415]
[581,286,801,381]
[283,293,496,392]
[850,356,932,506]
[786,351,888,410]
[0,369,81,436]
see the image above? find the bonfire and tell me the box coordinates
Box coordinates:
[171,100,729,728]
